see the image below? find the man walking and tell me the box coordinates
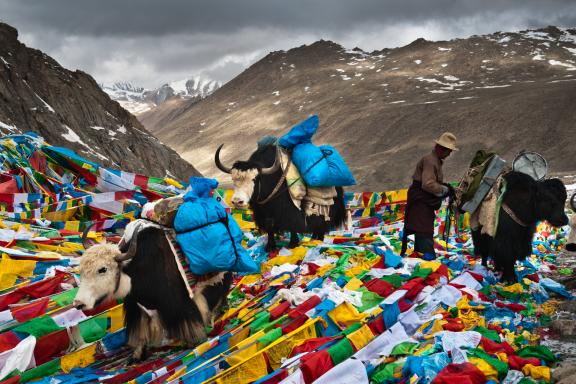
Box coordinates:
[401,132,458,256]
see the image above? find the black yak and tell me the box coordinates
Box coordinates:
[73,220,232,360]
[472,171,568,282]
[567,193,576,252]
[215,142,346,251]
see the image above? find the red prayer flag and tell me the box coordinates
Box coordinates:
[33,329,70,365]
[300,350,335,384]
[0,332,21,354]
[10,297,50,323]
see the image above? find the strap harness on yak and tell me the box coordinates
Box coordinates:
[500,203,528,227]
[256,144,333,205]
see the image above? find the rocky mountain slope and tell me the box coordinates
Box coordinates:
[141,26,576,191]
[0,22,199,180]
[102,77,220,115]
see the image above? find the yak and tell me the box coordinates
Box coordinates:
[472,171,568,282]
[215,142,347,251]
[73,220,232,361]
[567,193,576,252]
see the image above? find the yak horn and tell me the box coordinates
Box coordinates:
[114,232,138,263]
[82,223,96,250]
[260,153,280,175]
[571,192,576,212]
[215,144,232,174]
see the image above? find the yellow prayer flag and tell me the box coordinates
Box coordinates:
[344,277,363,290]
[61,344,97,372]
[215,351,268,384]
[164,177,184,189]
[501,283,524,294]
[522,364,551,381]
[0,254,36,290]
[265,318,317,370]
[419,261,442,272]
[228,326,252,348]
[109,305,125,332]
[347,324,374,351]
[225,341,259,367]
[64,221,82,232]
[469,357,498,382]
[328,302,367,329]
[238,274,263,286]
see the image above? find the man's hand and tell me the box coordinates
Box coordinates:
[442,183,456,199]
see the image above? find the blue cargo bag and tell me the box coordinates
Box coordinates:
[278,115,319,149]
[292,143,356,187]
[174,177,259,275]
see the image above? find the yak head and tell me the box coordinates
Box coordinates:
[73,222,140,310]
[214,144,279,209]
[535,178,569,227]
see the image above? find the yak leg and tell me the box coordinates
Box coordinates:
[400,231,410,256]
[471,228,489,266]
[288,231,300,248]
[312,231,324,242]
[265,230,277,252]
[131,344,148,362]
[502,262,516,283]
[492,234,517,282]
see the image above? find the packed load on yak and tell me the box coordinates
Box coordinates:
[139,177,259,275]
[213,115,352,251]
[278,115,356,187]
[450,150,568,282]
[277,115,356,218]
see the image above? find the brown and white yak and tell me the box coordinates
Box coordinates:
[73,220,232,360]
[215,141,347,251]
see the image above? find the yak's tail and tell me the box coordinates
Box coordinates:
[330,187,347,230]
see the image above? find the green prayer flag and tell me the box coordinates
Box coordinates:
[517,378,537,384]
[20,358,61,382]
[355,288,384,312]
[328,338,354,365]
[473,326,500,342]
[410,265,433,280]
[517,345,557,364]
[13,316,62,338]
[390,341,419,356]
[258,327,282,348]
[79,316,108,343]
[379,275,404,288]
[342,322,362,336]
[370,362,403,383]
[249,311,271,333]
[468,348,508,379]
[52,288,79,307]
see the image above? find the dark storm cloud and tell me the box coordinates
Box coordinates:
[1,0,575,87]
[2,0,575,36]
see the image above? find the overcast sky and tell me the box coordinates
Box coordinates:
[1,0,575,88]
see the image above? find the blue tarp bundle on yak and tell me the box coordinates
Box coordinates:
[279,115,356,187]
[174,177,259,275]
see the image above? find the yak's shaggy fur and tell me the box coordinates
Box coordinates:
[219,143,347,251]
[75,225,232,360]
[473,172,568,282]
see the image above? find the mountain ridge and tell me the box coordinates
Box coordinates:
[139,25,576,190]
[0,22,199,180]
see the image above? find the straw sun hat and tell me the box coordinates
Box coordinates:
[435,132,459,151]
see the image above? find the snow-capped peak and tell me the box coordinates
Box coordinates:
[102,76,221,115]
